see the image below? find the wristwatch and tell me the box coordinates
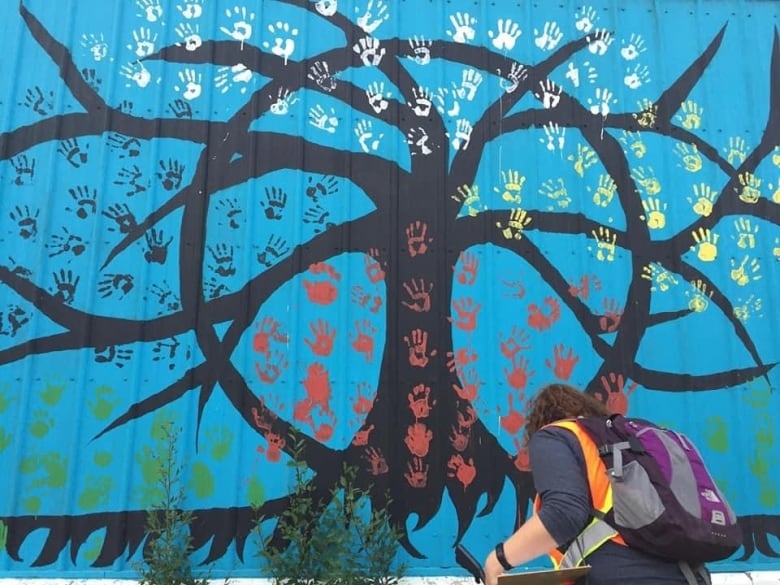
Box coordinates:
[495,542,513,571]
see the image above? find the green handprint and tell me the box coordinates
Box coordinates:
[742,384,771,408]
[0,520,7,552]
[20,455,39,474]
[40,377,66,406]
[94,451,112,467]
[0,384,14,414]
[748,448,772,479]
[703,416,728,453]
[88,385,120,420]
[206,426,234,461]
[22,496,41,514]
[189,461,215,498]
[29,409,54,438]
[150,410,179,441]
[135,445,162,486]
[755,420,775,448]
[81,533,104,563]
[78,475,114,510]
[247,476,266,508]
[30,452,68,489]
[758,478,778,508]
[0,428,12,453]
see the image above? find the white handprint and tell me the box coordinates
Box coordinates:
[499,62,528,94]
[177,1,204,20]
[587,29,613,56]
[308,105,339,133]
[353,36,385,66]
[446,12,477,44]
[80,33,108,62]
[457,68,483,101]
[129,27,157,58]
[308,61,337,92]
[215,63,252,94]
[174,23,202,51]
[355,120,383,152]
[269,88,298,115]
[620,33,646,61]
[315,0,338,17]
[175,68,202,100]
[434,86,460,118]
[588,87,615,117]
[407,127,433,156]
[220,6,256,45]
[451,118,473,151]
[565,61,597,87]
[366,81,390,113]
[262,22,299,65]
[624,64,650,89]
[408,36,432,66]
[355,0,389,34]
[540,122,566,152]
[136,0,163,23]
[534,21,563,51]
[575,6,598,33]
[534,79,561,109]
[120,61,151,88]
[488,18,522,51]
[409,86,432,117]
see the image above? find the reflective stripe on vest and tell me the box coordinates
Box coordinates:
[532,419,626,570]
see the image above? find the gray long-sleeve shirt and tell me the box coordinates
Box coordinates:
[529,426,709,584]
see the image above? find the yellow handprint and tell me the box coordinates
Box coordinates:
[631,166,661,195]
[619,130,646,158]
[633,98,657,128]
[774,237,780,260]
[641,263,679,292]
[451,184,485,216]
[773,146,780,167]
[690,228,719,262]
[686,279,712,313]
[771,180,780,204]
[496,208,532,240]
[675,100,703,130]
[538,178,571,208]
[673,142,702,173]
[493,169,526,204]
[591,226,616,262]
[733,217,759,249]
[687,183,717,217]
[591,174,616,207]
[567,143,598,177]
[737,172,761,204]
[730,255,762,286]
[640,197,667,229]
[724,136,748,167]
[733,295,762,323]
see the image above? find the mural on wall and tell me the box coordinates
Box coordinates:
[0,0,779,578]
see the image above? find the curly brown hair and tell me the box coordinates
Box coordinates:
[524,383,610,442]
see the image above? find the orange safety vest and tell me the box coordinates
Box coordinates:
[533,419,626,572]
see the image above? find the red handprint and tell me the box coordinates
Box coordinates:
[264,432,286,463]
[513,437,531,471]
[568,274,602,301]
[600,372,638,415]
[404,328,437,368]
[368,294,382,313]
[504,354,535,391]
[454,251,479,285]
[351,381,375,415]
[406,220,432,257]
[446,347,478,372]
[458,405,477,429]
[447,454,476,490]
[448,297,482,332]
[302,362,332,413]
[303,262,341,305]
[252,316,288,355]
[352,423,375,446]
[350,319,377,362]
[405,457,429,488]
[251,405,273,433]
[404,422,433,457]
[502,279,526,299]
[498,326,531,360]
[364,248,386,284]
[527,297,561,331]
[599,298,623,332]
[315,416,334,442]
[254,350,289,384]
[451,367,481,401]
[450,424,470,452]
[364,446,389,476]
[408,384,436,419]
[499,394,525,435]
[401,278,434,313]
[304,319,336,357]
[545,344,579,380]
[351,285,371,307]
[293,398,315,428]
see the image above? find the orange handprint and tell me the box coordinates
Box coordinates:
[499,394,525,435]
[303,262,341,305]
[499,325,531,359]
[404,328,437,367]
[408,383,436,419]
[545,344,579,380]
[352,423,375,446]
[454,251,479,285]
[504,354,535,390]
[452,367,481,400]
[401,277,434,313]
[600,372,638,415]
[252,316,288,355]
[364,248,386,284]
[405,457,429,488]
[364,446,389,476]
[304,319,336,357]
[512,437,531,471]
[527,297,560,331]
[254,350,289,384]
[351,381,375,415]
[405,220,432,257]
[404,422,433,457]
[447,454,476,489]
[448,297,481,332]
[302,362,332,413]
[350,319,377,362]
[599,298,623,332]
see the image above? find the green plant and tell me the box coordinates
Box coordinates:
[254,433,406,585]
[134,420,220,585]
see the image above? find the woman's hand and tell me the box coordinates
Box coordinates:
[483,549,506,585]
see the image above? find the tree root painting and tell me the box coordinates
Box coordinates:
[0,0,778,578]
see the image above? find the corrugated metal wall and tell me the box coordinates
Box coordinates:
[0,0,778,579]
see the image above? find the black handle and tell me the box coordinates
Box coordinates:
[455,544,485,583]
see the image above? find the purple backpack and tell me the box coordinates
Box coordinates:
[575,414,743,564]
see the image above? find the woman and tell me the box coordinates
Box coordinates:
[483,383,709,585]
